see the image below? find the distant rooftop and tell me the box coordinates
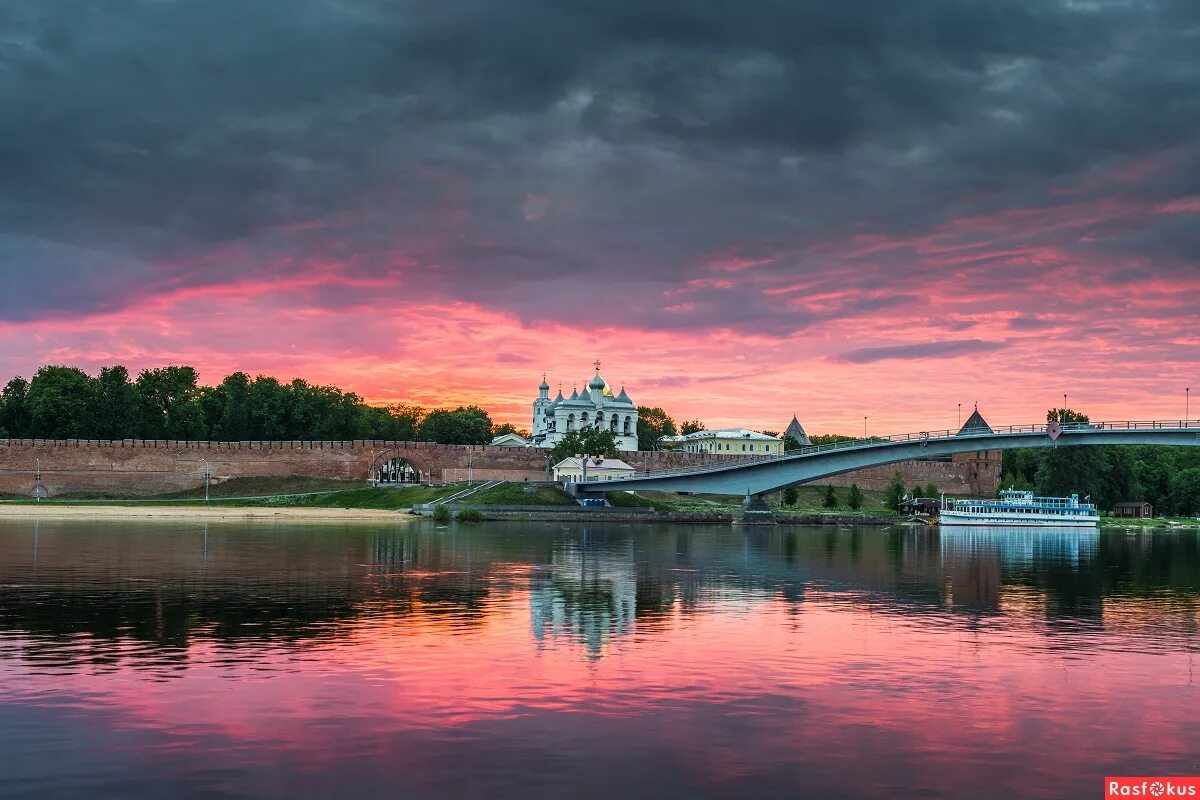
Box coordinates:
[552,456,634,470]
[674,428,780,442]
[957,406,993,436]
[783,415,811,446]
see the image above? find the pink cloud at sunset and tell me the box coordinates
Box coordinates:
[4,176,1198,435]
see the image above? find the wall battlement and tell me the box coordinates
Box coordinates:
[0,438,1001,498]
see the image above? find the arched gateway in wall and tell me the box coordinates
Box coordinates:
[369,450,432,484]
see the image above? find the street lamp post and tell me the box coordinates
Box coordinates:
[200,458,212,503]
[863,416,867,439]
[33,459,45,503]
[958,403,962,428]
[1187,387,1191,424]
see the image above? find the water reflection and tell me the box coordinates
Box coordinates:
[0,520,1198,799]
[940,526,1099,566]
[530,532,637,660]
[1,522,1198,660]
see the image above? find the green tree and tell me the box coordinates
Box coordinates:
[93,365,137,439]
[636,406,677,450]
[680,419,706,435]
[783,486,799,506]
[810,434,857,446]
[884,471,907,511]
[1132,452,1173,512]
[823,484,839,509]
[418,406,492,445]
[782,435,806,451]
[847,483,864,511]
[1001,449,1041,487]
[1001,439,1187,511]
[548,428,619,464]
[204,372,252,440]
[1048,407,1090,425]
[244,375,288,439]
[0,377,31,438]
[367,404,424,440]
[1034,407,1107,503]
[998,470,1035,493]
[492,422,530,439]
[26,366,95,439]
[136,366,206,439]
[1168,468,1200,517]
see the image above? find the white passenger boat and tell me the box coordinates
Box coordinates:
[940,489,1099,528]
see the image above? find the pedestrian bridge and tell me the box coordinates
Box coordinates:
[580,420,1200,497]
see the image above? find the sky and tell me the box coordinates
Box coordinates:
[1,0,1198,434]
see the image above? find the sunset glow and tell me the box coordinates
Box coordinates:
[2,2,1198,433]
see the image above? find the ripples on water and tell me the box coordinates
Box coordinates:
[0,520,1198,799]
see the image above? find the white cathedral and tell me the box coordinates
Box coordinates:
[530,361,639,452]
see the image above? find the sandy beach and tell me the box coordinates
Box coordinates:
[0,504,419,522]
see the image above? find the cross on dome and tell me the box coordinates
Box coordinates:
[529,363,638,452]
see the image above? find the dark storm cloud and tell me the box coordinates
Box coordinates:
[1,0,1198,329]
[1006,316,1057,332]
[835,339,1007,364]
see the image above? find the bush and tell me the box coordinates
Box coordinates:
[456,507,484,523]
[431,504,452,522]
[823,484,839,509]
[847,483,863,511]
[783,486,799,506]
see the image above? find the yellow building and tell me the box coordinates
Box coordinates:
[662,428,784,455]
[553,456,636,482]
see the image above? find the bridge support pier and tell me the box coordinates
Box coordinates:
[732,493,777,527]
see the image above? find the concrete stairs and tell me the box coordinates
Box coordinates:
[416,480,504,516]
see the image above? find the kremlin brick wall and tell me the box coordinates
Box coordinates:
[0,438,1001,498]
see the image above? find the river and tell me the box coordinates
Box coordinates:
[0,520,1197,799]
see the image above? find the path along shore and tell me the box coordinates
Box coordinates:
[0,505,417,522]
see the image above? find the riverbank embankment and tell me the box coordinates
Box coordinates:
[0,505,416,522]
[443,505,904,526]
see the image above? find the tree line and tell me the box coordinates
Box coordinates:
[999,410,1200,516]
[5,368,1198,513]
[0,366,760,450]
[0,364,501,445]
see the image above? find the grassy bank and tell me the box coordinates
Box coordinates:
[1,480,463,510]
[3,477,946,518]
[1099,516,1200,529]
[0,476,370,502]
[605,485,899,514]
[461,483,576,506]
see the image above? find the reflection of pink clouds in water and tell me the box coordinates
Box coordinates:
[1,521,1199,798]
[3,598,1196,787]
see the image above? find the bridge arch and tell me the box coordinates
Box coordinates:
[581,421,1200,496]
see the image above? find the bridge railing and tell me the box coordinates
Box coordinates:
[607,419,1200,484]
